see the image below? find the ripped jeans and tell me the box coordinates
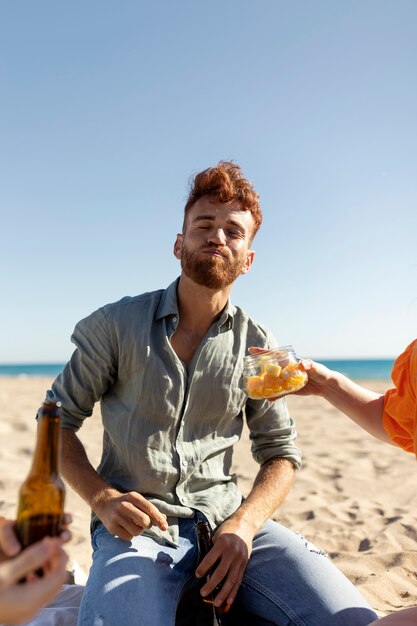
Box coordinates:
[76,516,377,626]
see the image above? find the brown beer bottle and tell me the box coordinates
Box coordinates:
[16,400,65,548]
[195,521,231,617]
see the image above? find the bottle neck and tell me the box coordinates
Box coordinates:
[195,522,213,559]
[30,413,61,477]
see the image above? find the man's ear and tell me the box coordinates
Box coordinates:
[173,233,183,259]
[240,250,255,275]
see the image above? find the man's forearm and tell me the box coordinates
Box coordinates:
[60,428,111,509]
[231,457,295,534]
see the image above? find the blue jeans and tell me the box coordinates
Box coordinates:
[77,516,377,626]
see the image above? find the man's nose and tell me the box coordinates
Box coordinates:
[208,228,226,245]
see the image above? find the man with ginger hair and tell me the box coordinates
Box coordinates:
[45,161,377,625]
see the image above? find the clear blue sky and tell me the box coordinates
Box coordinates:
[1,0,416,362]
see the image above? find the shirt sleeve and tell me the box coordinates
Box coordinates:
[45,306,118,431]
[245,397,301,469]
[382,339,417,453]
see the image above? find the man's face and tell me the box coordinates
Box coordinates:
[174,197,255,289]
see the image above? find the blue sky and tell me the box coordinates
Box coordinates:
[1,0,416,362]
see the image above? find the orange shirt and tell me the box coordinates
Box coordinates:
[382,339,417,454]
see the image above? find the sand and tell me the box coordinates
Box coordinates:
[1,376,416,617]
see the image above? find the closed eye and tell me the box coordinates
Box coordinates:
[227,229,244,238]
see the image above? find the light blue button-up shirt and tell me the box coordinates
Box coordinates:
[47,279,301,545]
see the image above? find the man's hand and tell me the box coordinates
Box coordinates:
[195,517,254,610]
[195,457,295,609]
[60,430,168,540]
[92,487,168,540]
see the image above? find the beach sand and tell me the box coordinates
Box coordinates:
[1,376,416,616]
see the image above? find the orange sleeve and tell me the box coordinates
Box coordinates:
[382,339,417,453]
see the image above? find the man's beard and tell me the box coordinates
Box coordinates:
[180,244,247,289]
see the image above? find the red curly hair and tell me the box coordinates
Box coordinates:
[183,161,262,240]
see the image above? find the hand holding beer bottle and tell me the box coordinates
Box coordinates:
[0,400,70,623]
[195,522,231,619]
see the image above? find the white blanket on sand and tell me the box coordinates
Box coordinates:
[19,585,84,626]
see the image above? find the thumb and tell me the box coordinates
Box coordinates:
[248,346,267,355]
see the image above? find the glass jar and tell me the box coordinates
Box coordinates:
[243,345,307,399]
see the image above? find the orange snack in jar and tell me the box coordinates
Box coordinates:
[263,374,283,396]
[246,375,264,398]
[243,346,307,400]
[262,363,282,377]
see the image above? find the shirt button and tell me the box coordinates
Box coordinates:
[182,497,188,503]
[181,459,187,466]
[172,316,177,323]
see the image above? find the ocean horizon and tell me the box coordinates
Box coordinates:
[0,359,395,381]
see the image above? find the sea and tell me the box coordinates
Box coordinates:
[0,359,395,380]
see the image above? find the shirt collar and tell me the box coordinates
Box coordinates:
[155,277,235,331]
[155,278,180,320]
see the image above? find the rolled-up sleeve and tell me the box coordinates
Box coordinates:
[245,397,301,469]
[382,339,417,453]
[45,306,117,431]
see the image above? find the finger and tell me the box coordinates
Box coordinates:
[248,346,266,355]
[195,547,223,579]
[17,547,68,613]
[0,518,21,557]
[213,561,245,608]
[58,527,72,544]
[53,514,72,545]
[200,557,231,596]
[62,512,73,527]
[198,548,245,607]
[121,501,153,534]
[108,503,159,541]
[109,525,137,541]
[1,538,59,583]
[114,516,148,540]
[126,493,168,530]
[44,541,69,575]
